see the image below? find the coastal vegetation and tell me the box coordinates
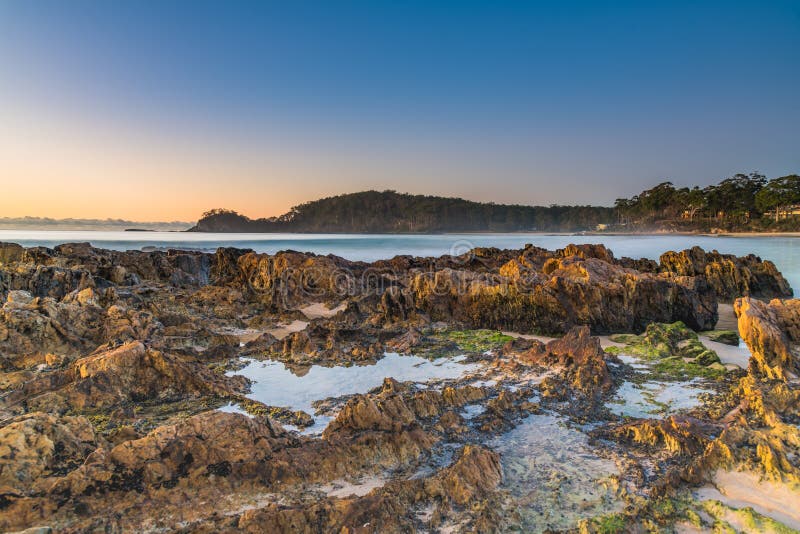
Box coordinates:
[615,173,800,232]
[191,172,800,233]
[190,191,614,233]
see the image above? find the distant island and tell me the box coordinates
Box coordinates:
[190,173,800,233]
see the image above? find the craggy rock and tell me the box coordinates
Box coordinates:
[0,243,211,295]
[424,444,502,506]
[525,326,613,399]
[704,329,739,345]
[325,378,488,436]
[2,341,247,415]
[384,327,424,353]
[48,411,292,500]
[670,373,800,499]
[209,246,254,285]
[0,413,98,493]
[410,254,718,334]
[375,285,419,325]
[735,297,800,380]
[1,242,788,340]
[271,321,386,365]
[0,241,795,532]
[596,415,719,455]
[0,242,25,266]
[234,444,502,534]
[0,289,160,364]
[0,412,297,532]
[228,251,360,309]
[659,246,792,300]
[618,307,800,517]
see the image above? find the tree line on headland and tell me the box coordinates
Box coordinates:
[614,172,800,231]
[189,173,800,233]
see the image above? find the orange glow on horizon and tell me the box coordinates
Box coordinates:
[0,107,349,221]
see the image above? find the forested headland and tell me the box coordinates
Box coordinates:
[190,173,800,233]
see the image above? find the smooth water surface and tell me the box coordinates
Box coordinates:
[226,352,479,433]
[2,230,799,290]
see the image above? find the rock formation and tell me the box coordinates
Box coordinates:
[0,241,794,532]
[735,297,800,380]
[659,246,792,301]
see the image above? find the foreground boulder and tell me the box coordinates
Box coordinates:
[517,326,613,401]
[735,297,800,380]
[0,289,160,365]
[235,444,502,533]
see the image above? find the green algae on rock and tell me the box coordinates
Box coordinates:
[607,321,725,379]
[435,329,513,354]
[704,329,740,346]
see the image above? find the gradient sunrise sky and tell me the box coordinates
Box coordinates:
[1,1,798,221]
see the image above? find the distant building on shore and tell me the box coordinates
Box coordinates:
[764,205,800,220]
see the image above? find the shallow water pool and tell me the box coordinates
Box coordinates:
[225,352,481,433]
[491,413,622,531]
[608,379,713,419]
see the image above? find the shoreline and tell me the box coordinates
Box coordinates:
[4,228,800,238]
[580,231,800,238]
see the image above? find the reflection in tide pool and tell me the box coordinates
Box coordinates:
[492,413,622,531]
[226,352,480,434]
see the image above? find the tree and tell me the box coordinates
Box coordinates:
[201,208,240,219]
[683,186,706,221]
[755,175,800,222]
[705,173,766,220]
[632,182,680,221]
[614,198,633,224]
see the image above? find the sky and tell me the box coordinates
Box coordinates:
[0,1,798,221]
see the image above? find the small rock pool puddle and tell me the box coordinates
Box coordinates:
[491,413,622,531]
[608,379,713,419]
[221,352,480,434]
[609,353,714,418]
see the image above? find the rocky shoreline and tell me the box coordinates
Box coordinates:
[0,241,798,532]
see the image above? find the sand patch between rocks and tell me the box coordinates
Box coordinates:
[317,475,387,498]
[502,330,625,350]
[693,469,800,530]
[267,320,310,340]
[300,302,346,320]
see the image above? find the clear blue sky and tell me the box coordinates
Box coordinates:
[0,0,798,220]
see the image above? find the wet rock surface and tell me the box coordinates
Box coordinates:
[0,241,796,532]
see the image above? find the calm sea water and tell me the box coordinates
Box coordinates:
[1,230,799,292]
